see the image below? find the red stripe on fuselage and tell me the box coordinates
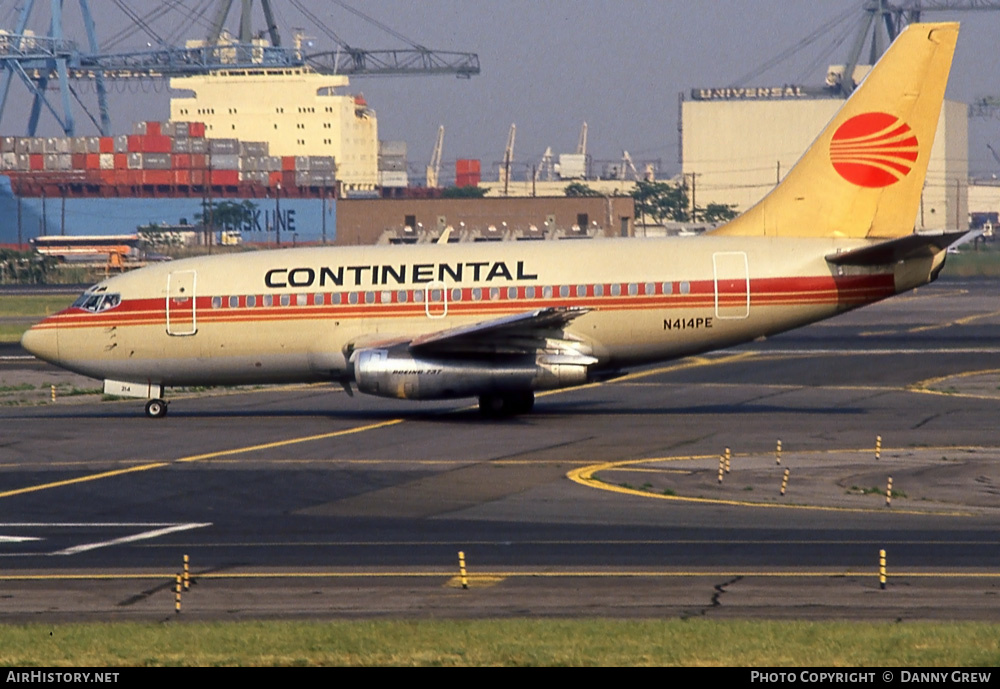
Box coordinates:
[32,273,896,330]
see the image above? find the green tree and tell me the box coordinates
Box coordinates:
[441,185,488,198]
[630,180,690,224]
[699,202,739,224]
[564,182,601,197]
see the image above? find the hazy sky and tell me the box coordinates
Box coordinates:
[2,1,1000,178]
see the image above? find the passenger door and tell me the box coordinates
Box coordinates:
[166,270,198,336]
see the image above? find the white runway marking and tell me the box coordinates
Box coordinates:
[52,523,212,556]
[0,523,212,556]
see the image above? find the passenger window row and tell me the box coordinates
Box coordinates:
[207,282,692,309]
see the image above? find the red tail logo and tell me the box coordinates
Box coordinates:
[830,112,918,188]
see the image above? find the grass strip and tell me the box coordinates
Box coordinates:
[0,619,998,666]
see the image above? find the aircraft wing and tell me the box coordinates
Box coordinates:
[408,306,595,361]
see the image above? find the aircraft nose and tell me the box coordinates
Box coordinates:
[20,322,59,364]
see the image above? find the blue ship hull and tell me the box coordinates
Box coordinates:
[1,176,336,245]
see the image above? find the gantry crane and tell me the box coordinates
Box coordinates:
[838,1,1000,96]
[0,0,480,136]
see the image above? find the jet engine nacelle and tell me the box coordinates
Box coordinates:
[352,347,588,400]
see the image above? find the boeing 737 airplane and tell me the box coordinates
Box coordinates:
[22,23,965,418]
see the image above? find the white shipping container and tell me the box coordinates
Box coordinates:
[1,152,16,169]
[378,170,409,187]
[208,138,239,154]
[558,153,587,179]
[240,141,269,156]
[379,140,407,156]
[44,153,71,170]
[210,154,240,170]
[309,156,335,171]
[99,153,114,170]
[141,152,172,169]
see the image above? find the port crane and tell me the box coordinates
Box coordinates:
[425,125,444,189]
[837,1,1000,96]
[0,0,480,137]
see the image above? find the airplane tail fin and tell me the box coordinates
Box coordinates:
[710,22,958,240]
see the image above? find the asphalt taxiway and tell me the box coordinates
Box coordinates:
[1,278,999,621]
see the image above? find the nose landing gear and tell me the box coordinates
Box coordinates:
[145,398,168,418]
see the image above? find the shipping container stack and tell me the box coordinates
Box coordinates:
[377,140,409,188]
[0,121,338,194]
[455,159,481,188]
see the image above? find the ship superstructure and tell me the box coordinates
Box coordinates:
[170,68,377,192]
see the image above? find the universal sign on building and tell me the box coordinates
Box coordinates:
[691,86,810,100]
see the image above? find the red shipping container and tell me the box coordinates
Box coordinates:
[143,170,172,185]
[127,170,142,185]
[281,170,296,188]
[71,153,86,169]
[85,153,100,169]
[172,153,191,169]
[142,135,172,153]
[145,121,161,137]
[189,122,205,137]
[99,137,113,153]
[268,171,283,187]
[190,169,205,185]
[211,170,239,185]
[456,173,480,188]
[29,154,43,170]
[114,153,127,169]
[456,158,480,174]
[174,169,190,185]
[190,153,206,169]
[281,156,296,171]
[99,169,116,184]
[128,134,172,153]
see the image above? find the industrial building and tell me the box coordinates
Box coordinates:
[336,196,635,246]
[681,92,968,231]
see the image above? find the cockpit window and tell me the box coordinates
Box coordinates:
[72,292,121,313]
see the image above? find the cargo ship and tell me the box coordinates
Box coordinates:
[1,68,380,246]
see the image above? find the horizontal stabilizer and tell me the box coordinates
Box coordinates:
[825,230,971,266]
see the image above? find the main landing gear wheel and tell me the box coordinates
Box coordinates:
[145,398,168,418]
[478,391,535,418]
